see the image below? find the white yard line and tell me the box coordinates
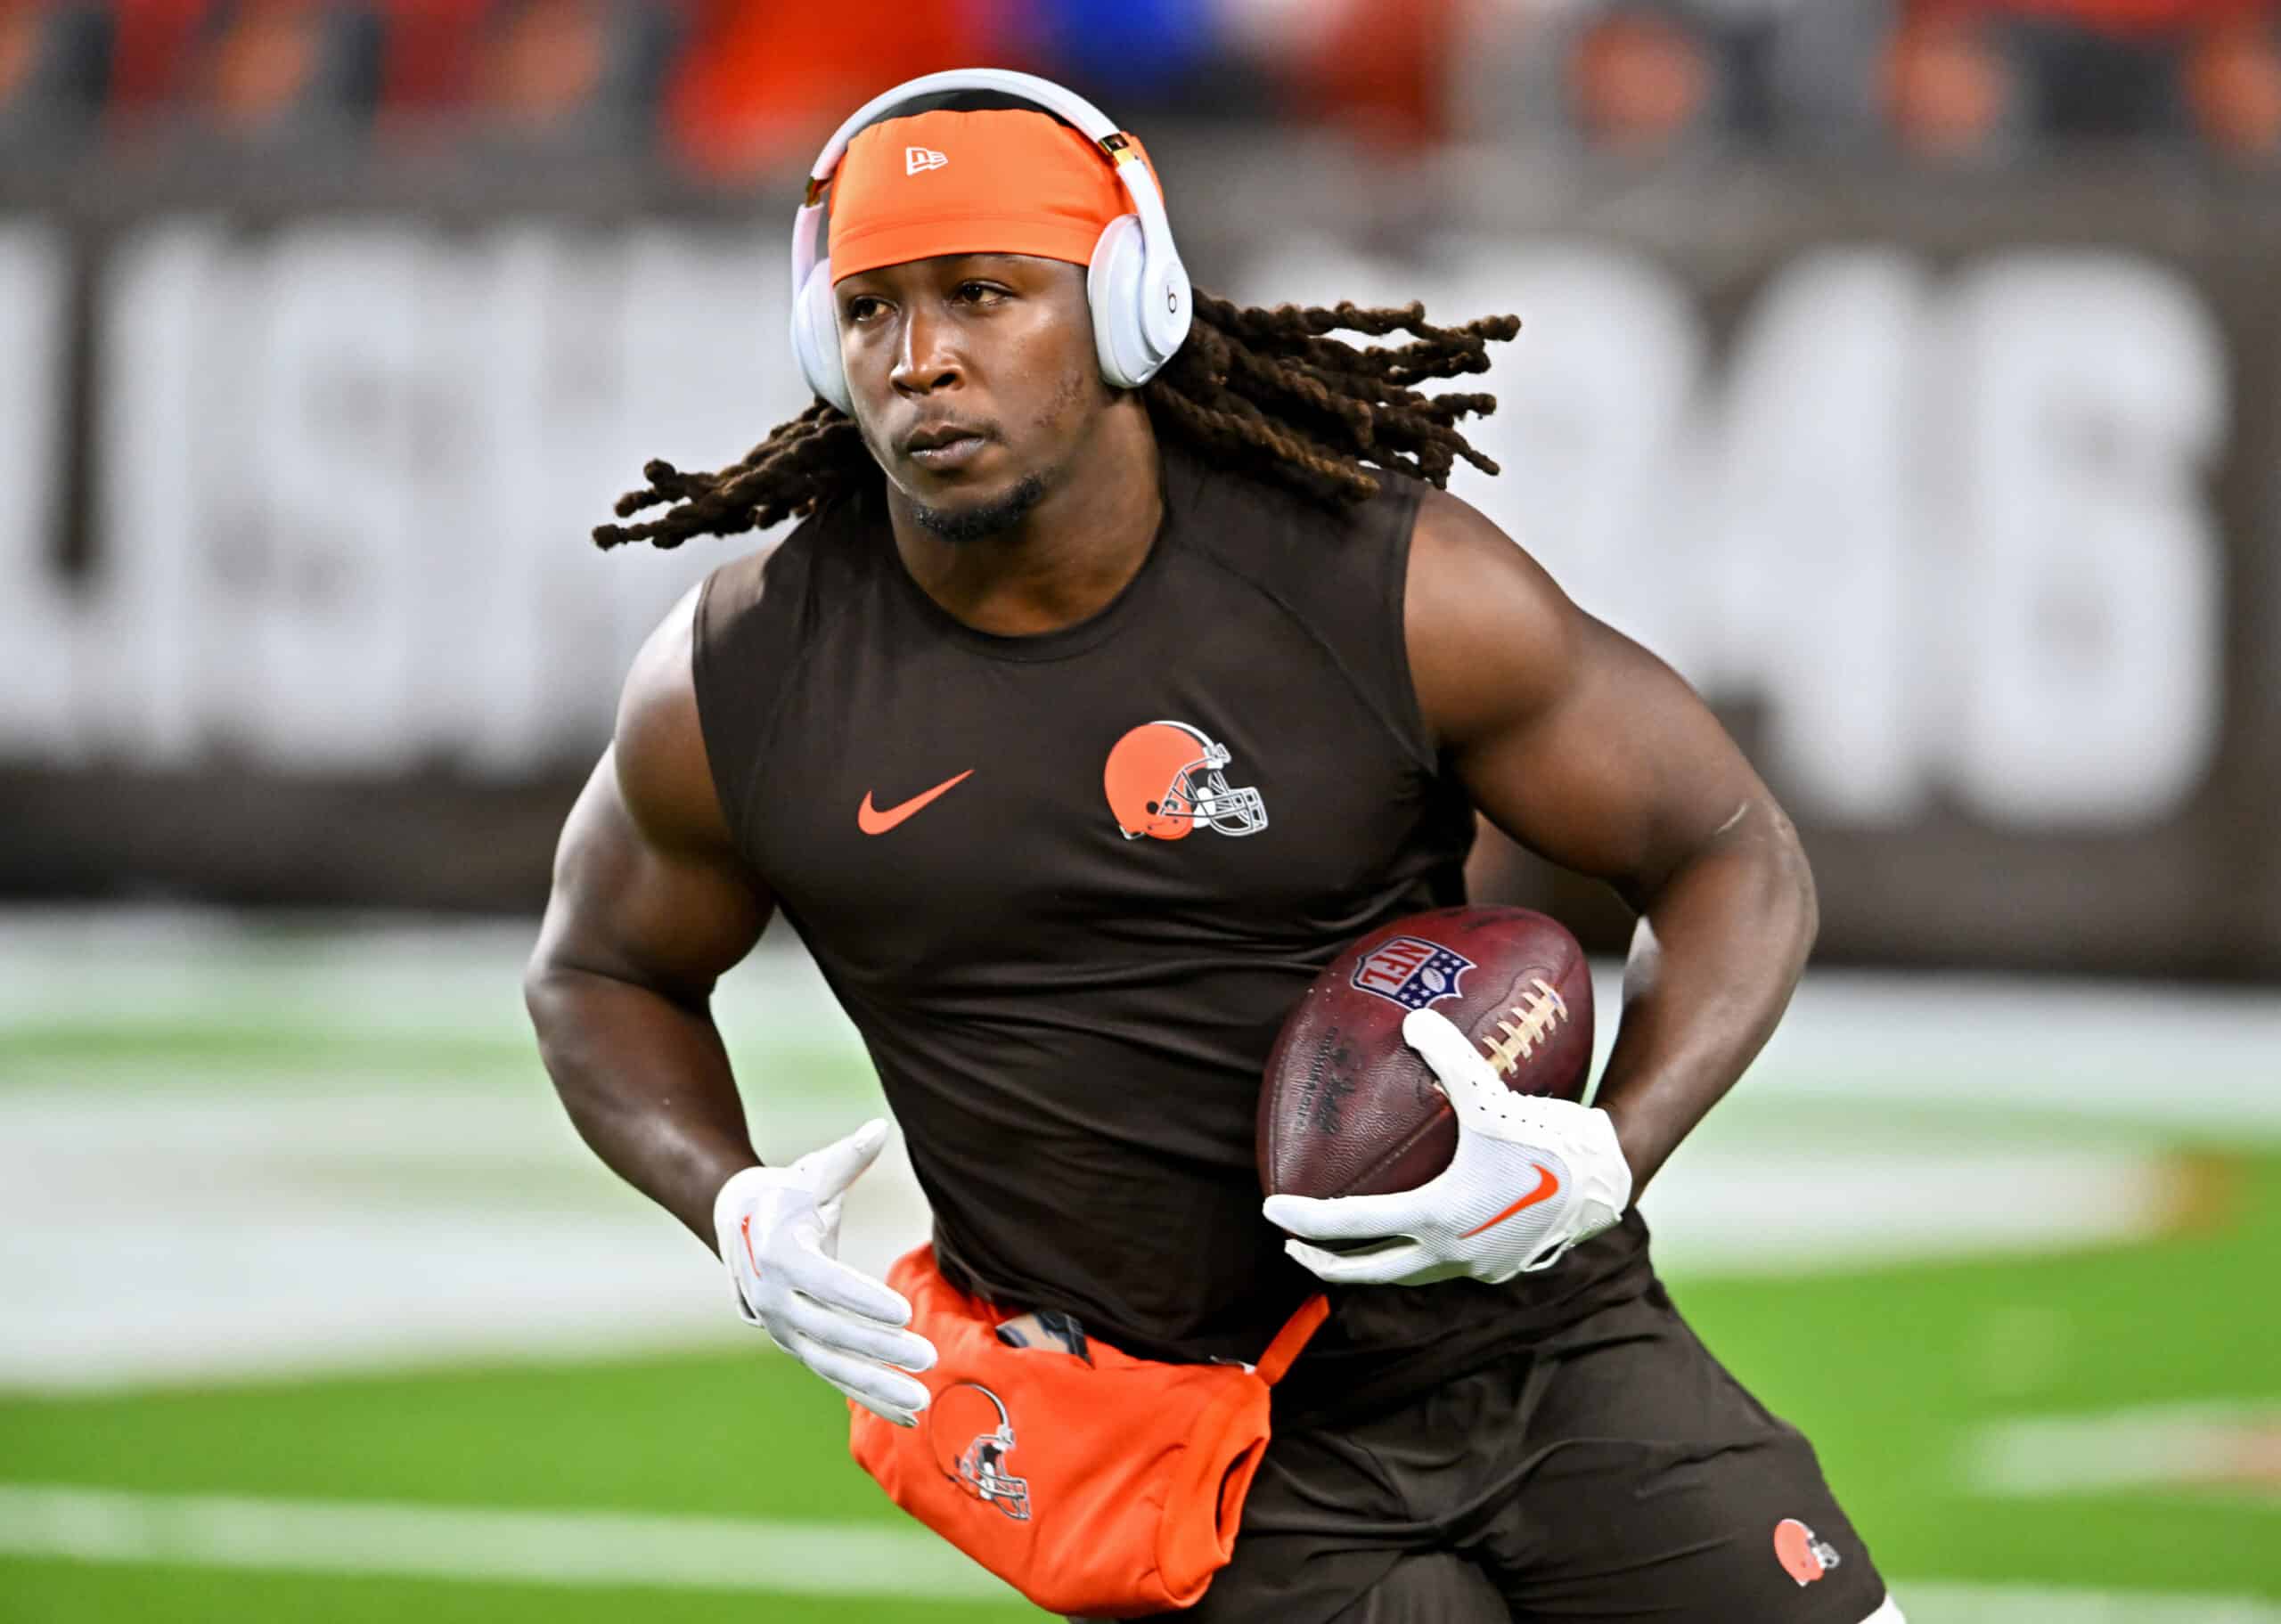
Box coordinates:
[1,1485,2275,1620]
[1966,1401,2281,1503]
[0,909,844,1049]
[2,909,2274,1390]
[0,1086,933,1391]
[1636,1142,2200,1278]
[6,908,2281,1128]
[0,1081,2197,1390]
[1899,1584,2281,1623]
[0,1482,1014,1602]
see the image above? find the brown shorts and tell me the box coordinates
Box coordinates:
[1081,1277,1890,1624]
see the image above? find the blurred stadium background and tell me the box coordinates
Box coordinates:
[3,0,2279,1620]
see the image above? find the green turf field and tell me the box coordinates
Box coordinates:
[3,916,2277,1621]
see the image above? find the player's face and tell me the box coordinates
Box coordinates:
[835,253,1110,540]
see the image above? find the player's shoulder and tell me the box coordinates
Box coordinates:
[689,481,888,702]
[1407,487,1574,629]
[1183,446,1422,558]
[1175,449,1427,634]
[696,484,876,640]
[656,488,886,849]
[611,583,725,853]
[611,508,837,855]
[1404,488,1582,748]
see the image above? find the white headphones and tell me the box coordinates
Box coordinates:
[789,68,1194,415]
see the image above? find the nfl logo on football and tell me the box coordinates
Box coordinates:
[1349,937,1476,1011]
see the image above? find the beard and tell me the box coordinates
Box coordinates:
[909,470,1049,544]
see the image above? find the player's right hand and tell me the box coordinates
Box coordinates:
[712,1119,937,1428]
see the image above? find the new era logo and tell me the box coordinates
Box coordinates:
[905,145,948,175]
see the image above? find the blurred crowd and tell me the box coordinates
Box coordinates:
[0,0,2275,180]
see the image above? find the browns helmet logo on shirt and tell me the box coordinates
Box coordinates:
[929,1382,1032,1521]
[1103,721,1268,841]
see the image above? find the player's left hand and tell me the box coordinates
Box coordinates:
[1263,1008,1634,1287]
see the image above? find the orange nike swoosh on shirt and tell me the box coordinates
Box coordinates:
[1459,1163,1561,1239]
[857,770,975,835]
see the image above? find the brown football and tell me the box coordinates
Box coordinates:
[1258,906,1594,1202]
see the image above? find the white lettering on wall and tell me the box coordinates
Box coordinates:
[1699,249,1927,823]
[1942,256,2226,826]
[0,225,72,756]
[1425,239,1714,677]
[1288,240,2226,829]
[52,221,791,776]
[0,223,2233,830]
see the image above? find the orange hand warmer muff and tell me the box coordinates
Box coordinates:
[848,1245,1326,1618]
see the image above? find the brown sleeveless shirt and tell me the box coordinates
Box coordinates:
[693,444,1650,1424]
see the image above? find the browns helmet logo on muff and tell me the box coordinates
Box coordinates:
[928,1382,1032,1521]
[1102,720,1268,841]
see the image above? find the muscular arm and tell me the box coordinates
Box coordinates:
[524,583,773,1245]
[1407,492,1818,1194]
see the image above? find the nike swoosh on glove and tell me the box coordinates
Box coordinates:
[714,1119,938,1426]
[1261,1008,1634,1287]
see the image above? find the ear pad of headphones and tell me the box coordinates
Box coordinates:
[1087,213,1157,390]
[791,258,851,414]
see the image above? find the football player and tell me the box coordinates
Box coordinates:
[527,69,1901,1624]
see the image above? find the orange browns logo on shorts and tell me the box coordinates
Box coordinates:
[1103,721,1268,842]
[1773,1517,1842,1586]
[929,1383,1032,1522]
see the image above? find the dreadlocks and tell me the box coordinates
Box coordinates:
[592,290,1519,552]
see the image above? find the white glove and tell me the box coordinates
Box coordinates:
[713,1118,937,1427]
[1262,1008,1633,1287]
